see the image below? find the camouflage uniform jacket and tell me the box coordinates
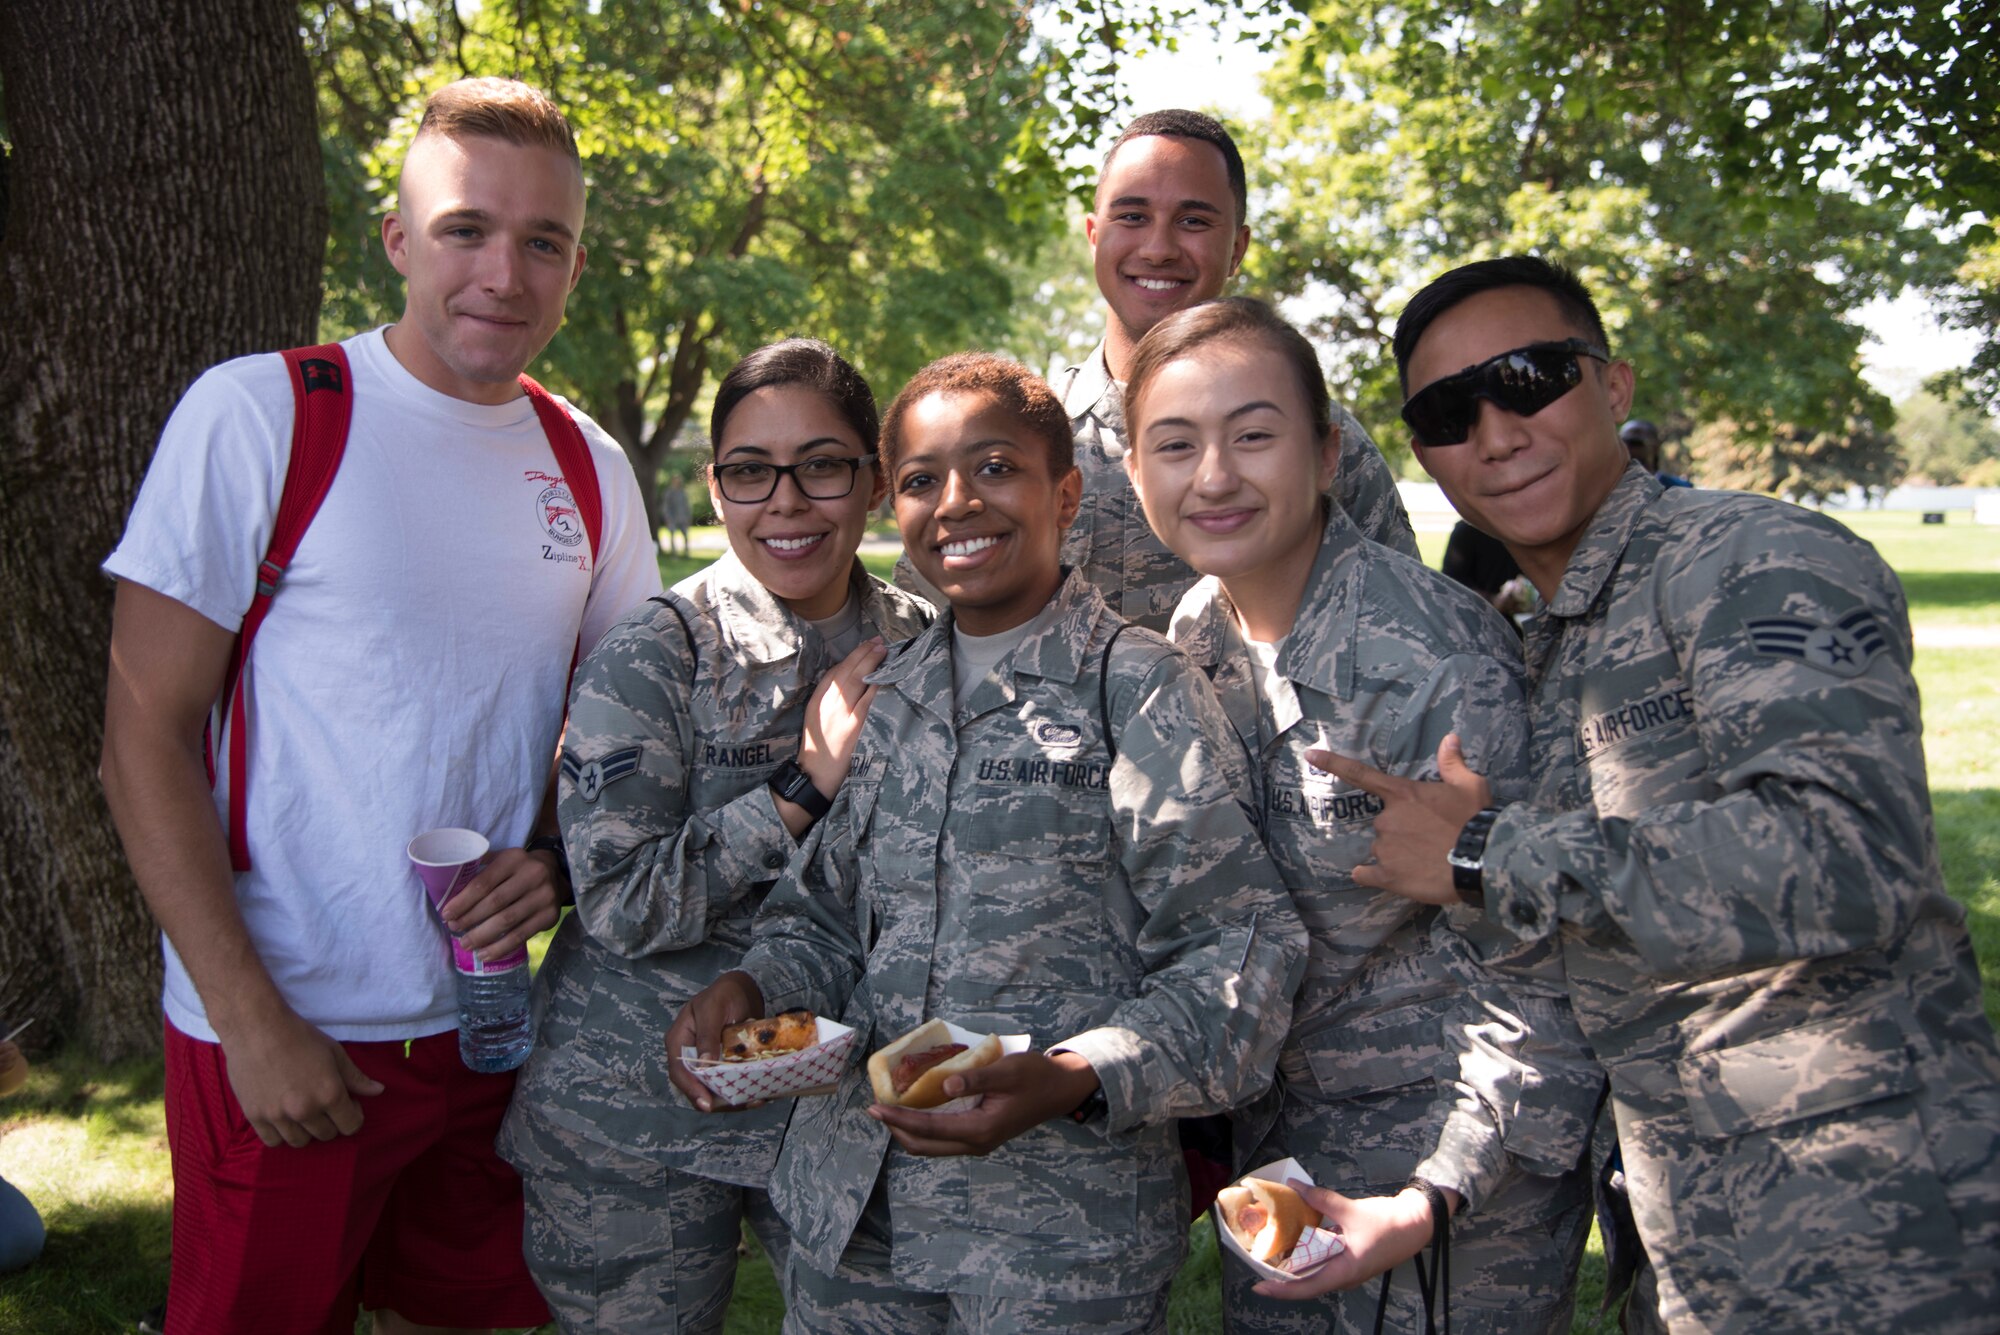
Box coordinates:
[890,345,1420,627]
[1482,464,2000,1329]
[739,571,1309,1298]
[506,553,931,1186]
[1170,506,1599,1211]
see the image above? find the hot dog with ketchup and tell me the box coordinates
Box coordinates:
[866,1018,1003,1110]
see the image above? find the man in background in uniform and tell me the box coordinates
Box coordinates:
[99,78,662,1334]
[1619,418,1691,488]
[899,110,1418,629]
[1316,254,2000,1332]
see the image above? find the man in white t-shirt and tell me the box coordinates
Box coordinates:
[99,78,662,1335]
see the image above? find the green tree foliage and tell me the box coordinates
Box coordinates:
[1895,389,2000,487]
[1248,0,1958,484]
[1687,412,1903,503]
[303,0,1164,532]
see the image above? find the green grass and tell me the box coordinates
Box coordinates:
[4,508,1995,1333]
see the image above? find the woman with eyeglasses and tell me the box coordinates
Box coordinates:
[499,339,933,1332]
[1121,299,1597,1334]
[667,352,1306,1334]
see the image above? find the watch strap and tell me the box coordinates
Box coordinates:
[1448,806,1503,908]
[524,833,570,886]
[770,758,832,821]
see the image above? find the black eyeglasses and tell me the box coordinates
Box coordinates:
[712,455,873,505]
[1400,338,1609,446]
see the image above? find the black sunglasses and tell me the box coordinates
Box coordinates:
[1400,338,1610,446]
[713,455,873,505]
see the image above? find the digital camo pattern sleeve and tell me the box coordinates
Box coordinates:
[1482,496,1954,974]
[1382,653,1598,1205]
[1329,402,1420,561]
[735,781,869,1025]
[1051,637,1309,1136]
[558,596,799,959]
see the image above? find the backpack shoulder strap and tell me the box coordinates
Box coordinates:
[1098,621,1132,764]
[518,375,602,566]
[217,344,353,871]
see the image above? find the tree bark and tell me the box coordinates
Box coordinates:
[0,0,323,1058]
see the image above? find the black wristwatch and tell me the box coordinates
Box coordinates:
[1446,806,1503,909]
[769,758,832,822]
[1068,1084,1108,1125]
[524,833,570,887]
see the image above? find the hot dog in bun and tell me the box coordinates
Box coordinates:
[1216,1177,1321,1266]
[867,1019,1002,1109]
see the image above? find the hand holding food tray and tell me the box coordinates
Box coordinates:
[866,1019,1032,1114]
[1214,1157,1347,1280]
[680,1011,858,1107]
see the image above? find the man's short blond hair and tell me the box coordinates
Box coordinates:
[414,77,579,165]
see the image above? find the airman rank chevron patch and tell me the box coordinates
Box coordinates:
[1743,607,1889,678]
[560,746,642,803]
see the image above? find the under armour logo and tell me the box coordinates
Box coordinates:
[298,357,344,395]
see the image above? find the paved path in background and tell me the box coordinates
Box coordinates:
[1913,625,2000,649]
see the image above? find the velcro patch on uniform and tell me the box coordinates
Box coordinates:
[1032,720,1084,748]
[560,746,642,803]
[1742,608,1889,679]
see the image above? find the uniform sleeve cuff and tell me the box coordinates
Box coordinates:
[1047,1027,1150,1135]
[703,786,797,901]
[736,953,819,1020]
[1413,1120,1506,1216]
[1482,804,1567,942]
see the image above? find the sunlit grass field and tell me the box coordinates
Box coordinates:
[2,509,1993,1334]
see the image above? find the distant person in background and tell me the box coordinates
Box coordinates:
[662,474,695,557]
[1440,519,1532,619]
[0,1036,45,1274]
[1619,419,1692,488]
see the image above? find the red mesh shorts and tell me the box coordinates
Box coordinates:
[162,1020,549,1335]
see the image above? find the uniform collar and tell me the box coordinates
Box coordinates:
[1282,505,1366,702]
[1060,343,1123,427]
[1166,506,1363,702]
[706,549,875,666]
[1545,462,1660,620]
[870,567,1108,693]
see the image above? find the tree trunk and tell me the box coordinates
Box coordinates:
[0,0,323,1059]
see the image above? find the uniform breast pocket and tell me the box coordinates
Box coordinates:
[1673,1012,1963,1285]
[948,787,1119,992]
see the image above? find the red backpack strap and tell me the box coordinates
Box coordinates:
[518,375,602,565]
[214,344,353,871]
[517,374,606,699]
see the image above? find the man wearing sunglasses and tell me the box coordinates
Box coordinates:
[1312,255,2000,1332]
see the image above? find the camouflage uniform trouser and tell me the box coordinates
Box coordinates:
[783,1178,1173,1335]
[1224,1083,1591,1335]
[505,1104,790,1334]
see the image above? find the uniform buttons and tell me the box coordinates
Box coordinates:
[763,852,785,871]
[1510,902,1540,928]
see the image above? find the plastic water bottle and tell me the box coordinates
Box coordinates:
[455,953,533,1073]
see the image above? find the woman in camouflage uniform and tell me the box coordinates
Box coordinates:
[499,340,933,1332]
[669,352,1307,1334]
[1123,300,1598,1334]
